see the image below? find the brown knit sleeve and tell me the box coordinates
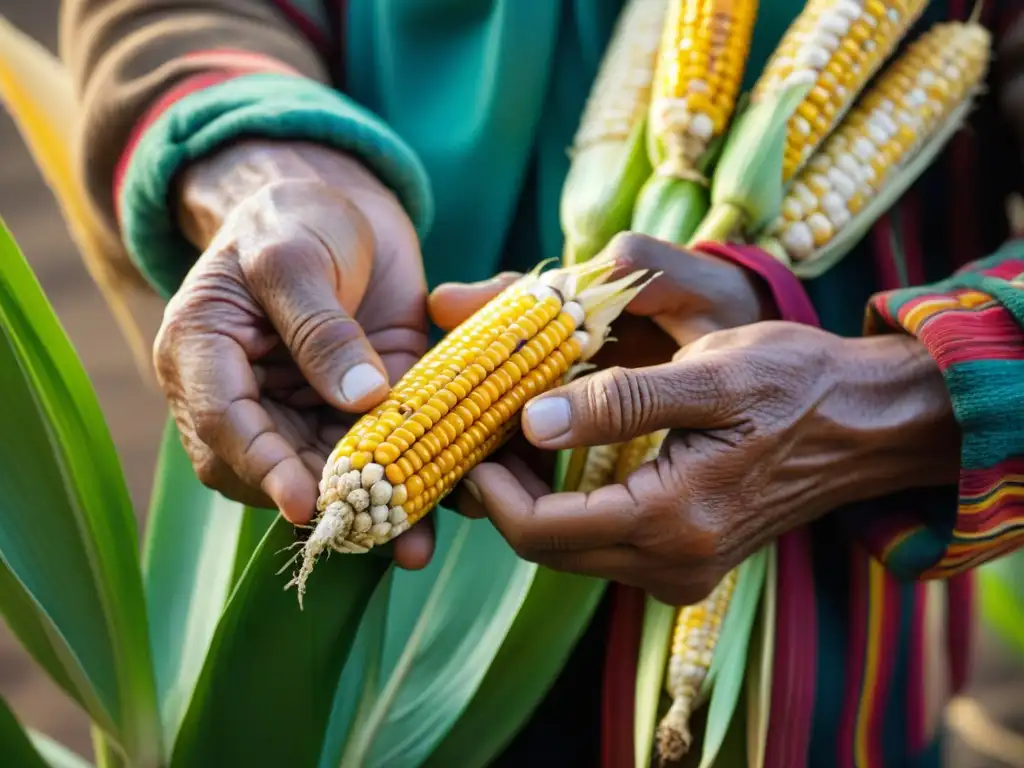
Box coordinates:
[59,0,333,245]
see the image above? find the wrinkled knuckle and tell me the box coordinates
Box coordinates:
[192,407,226,448]
[287,308,355,363]
[506,527,538,560]
[590,366,655,438]
[244,237,307,281]
[193,454,223,490]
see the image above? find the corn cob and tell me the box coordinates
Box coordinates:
[613,429,668,484]
[762,0,931,182]
[767,21,992,261]
[561,0,668,265]
[648,0,758,178]
[656,568,739,763]
[288,261,657,604]
[693,0,929,244]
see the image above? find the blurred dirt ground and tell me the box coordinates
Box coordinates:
[0,1,1021,765]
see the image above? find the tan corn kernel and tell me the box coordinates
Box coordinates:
[656,568,740,763]
[753,0,930,181]
[285,260,659,605]
[771,21,992,261]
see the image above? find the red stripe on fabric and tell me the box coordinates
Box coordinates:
[113,71,236,222]
[837,551,870,768]
[902,192,926,286]
[960,459,1024,496]
[915,306,1024,367]
[112,51,304,224]
[765,528,818,768]
[871,213,902,291]
[271,0,331,54]
[864,570,902,766]
[946,572,975,694]
[692,243,821,326]
[907,584,927,753]
[601,584,644,768]
[968,257,1024,279]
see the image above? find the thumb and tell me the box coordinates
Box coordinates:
[521,360,725,449]
[242,233,389,413]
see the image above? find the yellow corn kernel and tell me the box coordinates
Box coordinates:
[649,0,758,176]
[572,0,669,151]
[771,21,992,262]
[613,429,669,483]
[287,261,658,606]
[656,568,740,763]
[753,0,930,182]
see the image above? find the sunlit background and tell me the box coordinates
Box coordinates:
[0,0,1020,763]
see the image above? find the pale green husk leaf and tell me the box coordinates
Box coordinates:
[561,118,653,265]
[774,94,980,278]
[704,83,813,233]
[697,548,768,768]
[746,543,777,768]
[634,595,677,768]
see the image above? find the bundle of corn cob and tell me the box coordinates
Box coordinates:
[656,569,739,763]
[632,0,759,244]
[692,0,930,245]
[763,20,992,265]
[640,10,992,765]
[289,260,656,604]
[560,0,668,266]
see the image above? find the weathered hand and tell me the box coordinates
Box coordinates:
[154,140,434,568]
[430,235,959,603]
[457,323,960,605]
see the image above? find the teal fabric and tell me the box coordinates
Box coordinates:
[118,74,433,298]
[119,0,808,298]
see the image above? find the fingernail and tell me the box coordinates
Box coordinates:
[524,397,572,442]
[462,478,482,503]
[340,363,387,404]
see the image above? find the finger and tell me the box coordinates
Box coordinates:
[241,230,390,413]
[451,482,488,518]
[181,427,277,509]
[598,233,728,316]
[428,272,521,330]
[466,462,639,555]
[178,332,319,524]
[521,359,724,449]
[531,546,648,582]
[392,518,435,570]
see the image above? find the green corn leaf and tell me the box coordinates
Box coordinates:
[0,695,50,768]
[978,550,1024,659]
[697,84,812,240]
[779,96,978,279]
[141,415,276,752]
[317,571,394,768]
[339,511,536,768]
[634,595,676,768]
[0,219,159,763]
[418,425,606,768]
[169,519,387,768]
[29,731,94,768]
[561,119,653,266]
[746,544,776,768]
[424,568,606,768]
[697,549,768,768]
